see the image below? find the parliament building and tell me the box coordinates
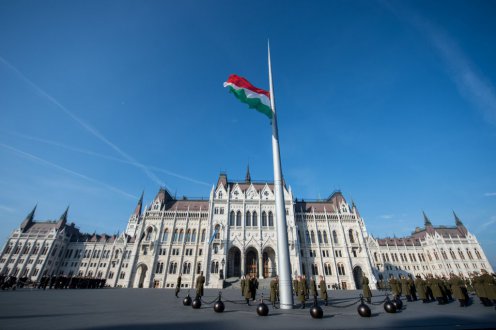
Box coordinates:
[0,170,493,290]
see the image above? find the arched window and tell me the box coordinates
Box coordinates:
[324,263,332,275]
[475,249,482,259]
[229,211,235,226]
[236,211,242,226]
[450,249,456,260]
[466,249,473,260]
[434,251,439,260]
[317,231,323,243]
[185,229,191,243]
[246,211,251,227]
[156,262,164,274]
[332,230,339,244]
[178,229,184,242]
[218,191,223,199]
[262,211,267,226]
[145,227,153,241]
[348,229,355,243]
[305,230,311,243]
[337,263,345,275]
[211,261,219,273]
[252,211,258,226]
[311,264,318,275]
[88,271,93,278]
[183,262,191,274]
[114,250,120,259]
[441,249,448,260]
[214,225,221,239]
[374,252,379,262]
[268,211,274,226]
[323,231,328,244]
[191,229,197,243]
[197,262,202,274]
[162,228,169,241]
[173,229,179,242]
[201,229,206,242]
[458,249,465,260]
[310,231,316,244]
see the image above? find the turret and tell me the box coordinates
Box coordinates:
[245,165,251,183]
[453,211,467,235]
[57,206,69,229]
[20,204,37,232]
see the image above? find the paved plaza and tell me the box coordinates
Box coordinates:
[0,287,495,330]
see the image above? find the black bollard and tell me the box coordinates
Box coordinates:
[384,295,396,313]
[213,291,225,313]
[183,293,192,306]
[357,296,371,317]
[257,294,269,316]
[192,295,202,309]
[392,296,403,311]
[310,295,323,319]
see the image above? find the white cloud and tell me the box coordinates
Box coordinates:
[484,192,496,197]
[379,214,394,219]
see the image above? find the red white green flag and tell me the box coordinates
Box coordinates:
[223,74,272,119]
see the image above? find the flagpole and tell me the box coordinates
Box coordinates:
[268,41,294,309]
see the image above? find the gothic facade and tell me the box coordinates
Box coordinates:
[0,171,493,289]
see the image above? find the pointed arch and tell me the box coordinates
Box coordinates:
[246,211,251,227]
[252,211,258,226]
[268,211,274,226]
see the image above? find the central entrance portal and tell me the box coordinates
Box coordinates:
[245,248,258,277]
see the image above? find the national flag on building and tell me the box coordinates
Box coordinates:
[223,74,272,119]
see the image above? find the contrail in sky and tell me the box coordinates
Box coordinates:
[382,1,496,126]
[0,55,167,187]
[0,143,137,200]
[7,131,212,187]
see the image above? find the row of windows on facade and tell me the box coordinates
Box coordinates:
[375,247,482,265]
[227,210,278,227]
[4,243,50,255]
[304,249,357,258]
[145,227,207,243]
[300,262,347,277]
[155,261,202,275]
[299,228,359,245]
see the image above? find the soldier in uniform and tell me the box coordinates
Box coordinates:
[415,275,428,303]
[293,275,299,296]
[175,274,182,298]
[250,276,258,301]
[400,275,411,301]
[449,273,467,307]
[297,276,306,308]
[389,275,400,298]
[431,276,445,305]
[240,275,246,297]
[319,276,328,306]
[408,275,417,301]
[480,269,496,306]
[270,276,279,307]
[244,274,252,305]
[362,275,372,303]
[309,277,318,300]
[195,271,205,298]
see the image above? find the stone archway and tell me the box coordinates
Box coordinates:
[227,246,241,278]
[135,264,148,288]
[262,247,276,278]
[353,266,363,290]
[245,247,258,277]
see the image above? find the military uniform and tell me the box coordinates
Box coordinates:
[297,278,306,308]
[175,275,181,297]
[319,278,328,306]
[449,275,467,307]
[293,277,299,296]
[362,275,372,303]
[195,273,205,298]
[480,271,496,306]
[389,277,400,297]
[309,278,317,298]
[400,276,411,301]
[243,276,252,305]
[270,278,279,306]
[414,276,427,302]
[431,278,444,304]
[240,276,246,297]
[250,277,258,301]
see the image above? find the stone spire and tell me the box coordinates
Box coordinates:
[20,204,37,231]
[59,206,69,222]
[134,191,144,216]
[245,165,251,183]
[423,211,432,227]
[453,211,463,226]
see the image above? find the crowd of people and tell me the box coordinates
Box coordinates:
[0,274,107,290]
[225,269,496,310]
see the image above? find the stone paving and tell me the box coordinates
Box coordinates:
[0,288,495,330]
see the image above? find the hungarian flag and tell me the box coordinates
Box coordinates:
[223,74,272,119]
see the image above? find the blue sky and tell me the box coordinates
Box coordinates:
[0,0,495,268]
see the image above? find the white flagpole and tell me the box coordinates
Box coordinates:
[268,41,294,309]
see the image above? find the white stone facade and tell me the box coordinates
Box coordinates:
[0,172,493,289]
